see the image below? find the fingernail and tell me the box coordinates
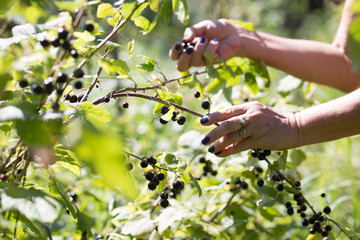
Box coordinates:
[182,33,190,40]
[212,38,218,42]
[175,43,181,51]
[201,136,210,145]
[186,47,193,55]
[200,117,209,124]
[215,151,222,156]
[200,36,206,43]
[208,145,215,153]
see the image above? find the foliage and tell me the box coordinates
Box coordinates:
[0,0,359,240]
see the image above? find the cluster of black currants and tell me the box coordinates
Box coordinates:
[174,41,195,55]
[199,157,217,177]
[226,177,249,192]
[159,106,186,125]
[251,149,271,161]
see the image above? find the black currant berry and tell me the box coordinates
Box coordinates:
[58,27,68,40]
[297,199,304,206]
[201,100,210,110]
[157,173,165,181]
[32,85,43,95]
[125,162,133,171]
[19,79,28,88]
[241,181,248,189]
[68,192,78,202]
[257,179,264,187]
[160,199,169,208]
[309,217,315,224]
[160,192,168,199]
[122,102,129,108]
[313,222,321,231]
[74,69,84,78]
[104,96,110,103]
[153,177,160,185]
[323,206,331,214]
[195,175,201,180]
[40,38,50,48]
[56,88,64,95]
[140,161,148,168]
[285,202,292,208]
[256,167,263,173]
[295,181,301,187]
[263,150,271,156]
[159,118,168,125]
[321,193,326,198]
[300,212,306,218]
[171,111,178,121]
[325,225,332,231]
[194,91,200,98]
[52,102,60,111]
[199,157,206,163]
[318,215,324,222]
[276,183,284,192]
[257,152,266,160]
[271,174,281,182]
[74,81,83,89]
[85,23,94,32]
[70,49,79,58]
[161,106,169,114]
[321,230,328,237]
[57,72,68,83]
[70,95,78,103]
[173,181,182,190]
[203,165,210,173]
[78,94,84,102]
[287,207,294,215]
[44,78,54,94]
[211,170,218,176]
[147,156,157,165]
[302,219,309,226]
[177,116,186,125]
[145,172,154,181]
[293,193,302,201]
[300,205,307,212]
[309,228,316,234]
[51,38,60,47]
[148,181,157,191]
[251,150,258,158]
[62,41,71,50]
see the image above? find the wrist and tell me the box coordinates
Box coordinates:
[288,111,302,148]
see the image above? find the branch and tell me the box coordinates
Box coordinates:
[209,187,240,222]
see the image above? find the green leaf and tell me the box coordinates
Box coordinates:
[191,74,204,97]
[244,72,259,95]
[189,173,202,197]
[73,31,95,42]
[97,3,116,18]
[0,182,61,223]
[0,106,25,121]
[179,172,191,185]
[241,170,257,179]
[206,65,219,79]
[16,120,57,147]
[290,149,306,167]
[98,58,130,76]
[121,211,155,236]
[149,0,159,12]
[163,152,187,171]
[173,0,189,25]
[134,15,150,29]
[128,39,135,58]
[161,105,175,121]
[157,169,168,194]
[76,102,112,133]
[284,186,300,195]
[143,0,170,35]
[256,197,276,207]
[75,128,138,200]
[54,146,82,176]
[136,63,155,72]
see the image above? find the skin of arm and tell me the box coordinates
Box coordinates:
[170,0,360,92]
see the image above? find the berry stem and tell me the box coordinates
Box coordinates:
[326,217,360,239]
[124,151,169,172]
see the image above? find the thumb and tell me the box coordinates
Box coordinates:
[183,20,214,42]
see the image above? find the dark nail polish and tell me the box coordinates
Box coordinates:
[212,38,218,42]
[186,47,193,55]
[200,117,209,124]
[200,36,206,43]
[208,146,215,153]
[201,136,210,145]
[175,43,181,51]
[215,151,222,156]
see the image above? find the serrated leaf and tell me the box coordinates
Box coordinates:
[98,58,130,76]
[76,102,112,133]
[189,173,202,197]
[97,3,116,18]
[163,152,186,171]
[54,146,82,176]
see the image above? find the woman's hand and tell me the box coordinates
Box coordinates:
[169,19,245,72]
[200,101,299,157]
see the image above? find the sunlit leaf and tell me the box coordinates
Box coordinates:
[97,3,116,18]
[98,58,130,76]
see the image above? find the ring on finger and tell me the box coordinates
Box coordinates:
[239,117,246,127]
[236,128,246,140]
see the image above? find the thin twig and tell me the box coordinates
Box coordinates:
[209,187,241,222]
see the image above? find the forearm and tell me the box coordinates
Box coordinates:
[294,88,360,147]
[239,30,360,92]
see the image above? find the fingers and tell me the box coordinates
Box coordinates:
[201,116,248,146]
[200,105,248,126]
[214,139,254,157]
[203,38,219,65]
[169,42,183,60]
